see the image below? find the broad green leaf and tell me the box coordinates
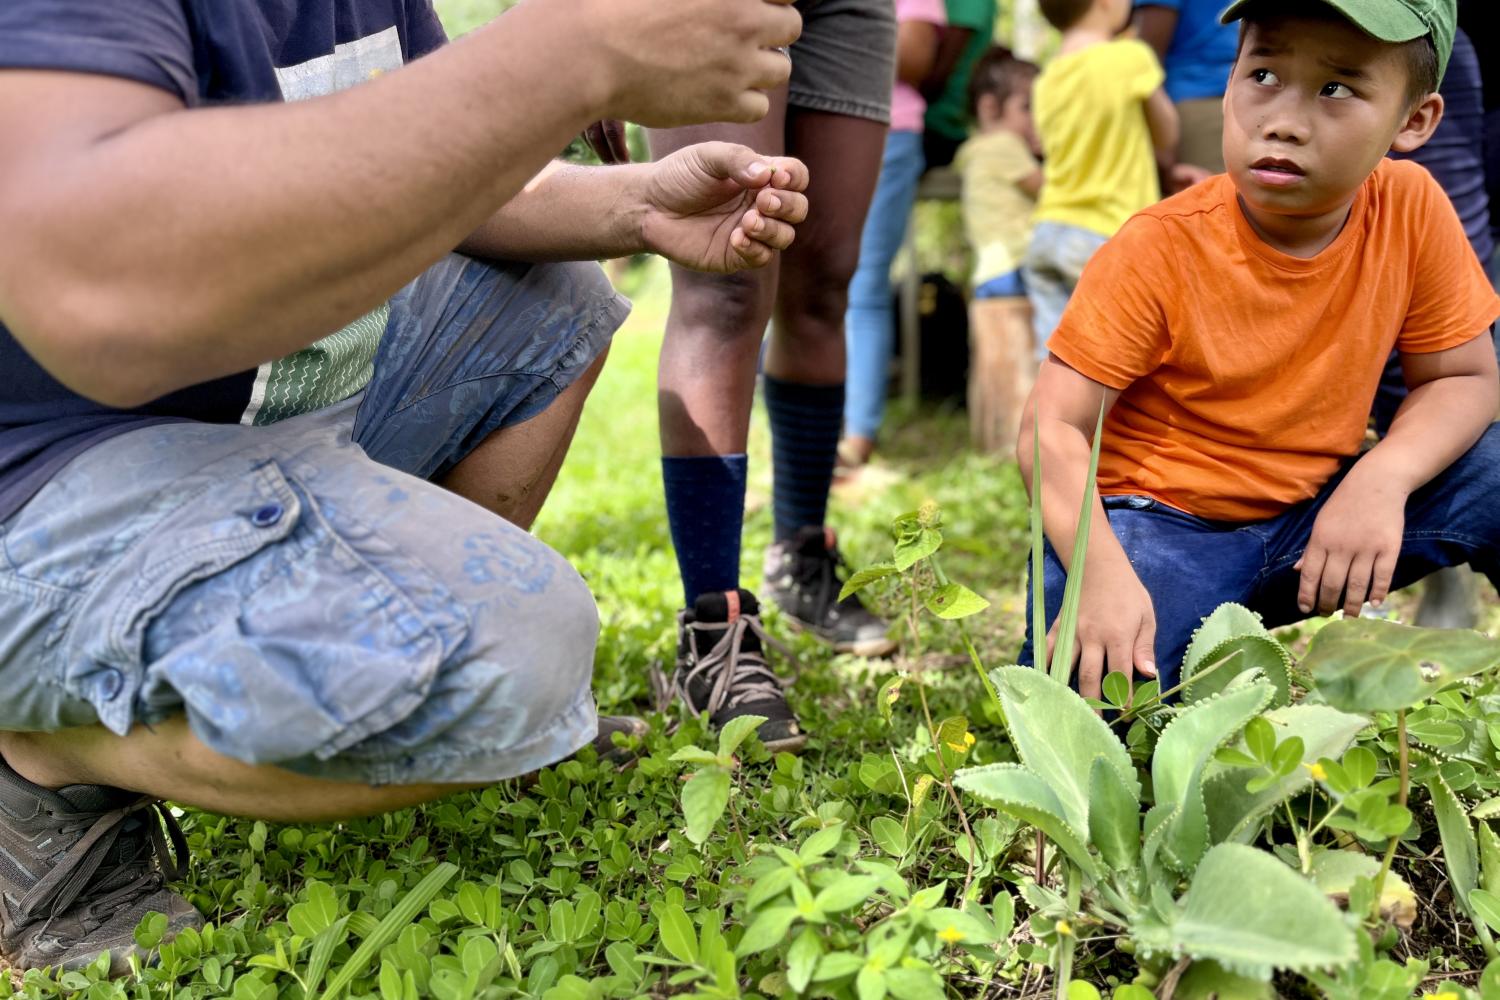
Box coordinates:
[1051,401,1105,682]
[1153,682,1274,872]
[1102,671,1132,709]
[717,714,767,759]
[925,907,998,945]
[1204,703,1367,845]
[1481,821,1500,895]
[1305,618,1500,712]
[1342,745,1377,789]
[1066,983,1102,1000]
[669,746,720,766]
[1164,844,1355,981]
[839,562,898,601]
[1173,960,1274,999]
[682,767,731,846]
[870,816,907,857]
[1088,755,1140,871]
[1112,988,1156,1000]
[1182,605,1291,707]
[924,583,990,620]
[991,665,1136,835]
[952,763,1101,880]
[786,927,821,993]
[813,875,881,914]
[736,906,797,957]
[319,862,457,1000]
[1426,776,1479,910]
[856,965,887,1000]
[288,881,342,940]
[1243,718,1275,764]
[800,823,844,861]
[813,952,866,982]
[885,966,944,1000]
[893,527,942,571]
[657,904,698,964]
[1468,889,1500,933]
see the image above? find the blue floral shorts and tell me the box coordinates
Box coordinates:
[0,255,629,785]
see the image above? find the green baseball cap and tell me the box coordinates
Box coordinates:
[1220,0,1456,86]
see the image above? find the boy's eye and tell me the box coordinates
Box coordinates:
[1320,82,1355,99]
[1251,68,1280,87]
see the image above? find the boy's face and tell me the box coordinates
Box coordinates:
[1223,14,1441,229]
[999,90,1041,156]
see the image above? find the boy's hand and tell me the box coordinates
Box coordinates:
[581,0,800,127]
[1295,466,1407,618]
[1047,552,1159,702]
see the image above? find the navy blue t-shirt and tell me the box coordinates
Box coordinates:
[0,0,448,523]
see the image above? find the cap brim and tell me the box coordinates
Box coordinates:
[1219,0,1427,43]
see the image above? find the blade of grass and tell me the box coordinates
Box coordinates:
[1030,405,1049,677]
[1049,400,1106,682]
[318,862,458,1000]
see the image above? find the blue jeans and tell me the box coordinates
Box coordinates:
[1023,221,1109,358]
[1020,424,1500,689]
[0,255,628,784]
[974,270,1027,299]
[844,129,925,440]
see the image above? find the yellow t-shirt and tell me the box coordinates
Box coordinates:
[955,130,1039,286]
[1034,38,1163,238]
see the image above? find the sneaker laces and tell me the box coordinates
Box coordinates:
[19,799,188,929]
[679,614,799,717]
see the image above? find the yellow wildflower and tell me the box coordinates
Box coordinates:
[1055,919,1073,937]
[937,925,964,945]
[1303,761,1328,781]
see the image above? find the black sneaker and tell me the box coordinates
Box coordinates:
[673,589,808,754]
[763,527,897,657]
[0,758,200,976]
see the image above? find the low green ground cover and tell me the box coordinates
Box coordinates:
[11,260,1500,1000]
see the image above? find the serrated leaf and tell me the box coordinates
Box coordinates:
[681,767,731,846]
[840,562,899,601]
[1166,844,1355,980]
[992,666,1136,835]
[953,764,1101,880]
[1088,755,1140,871]
[1305,618,1500,712]
[1182,606,1291,708]
[924,583,990,620]
[1481,821,1500,895]
[893,528,942,571]
[1426,776,1479,909]
[717,714,767,759]
[1468,889,1500,933]
[1153,683,1274,872]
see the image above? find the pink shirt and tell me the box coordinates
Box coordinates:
[890,0,946,133]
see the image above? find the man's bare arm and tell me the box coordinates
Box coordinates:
[0,0,798,408]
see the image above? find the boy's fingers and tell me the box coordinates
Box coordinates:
[1317,553,1352,615]
[1370,550,1398,607]
[1078,643,1105,701]
[1134,617,1158,679]
[1296,547,1327,613]
[1342,553,1374,618]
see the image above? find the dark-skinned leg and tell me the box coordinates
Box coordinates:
[760,107,897,656]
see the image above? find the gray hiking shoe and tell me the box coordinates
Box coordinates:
[0,757,200,976]
[763,527,897,657]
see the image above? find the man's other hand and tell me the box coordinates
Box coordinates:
[639,142,809,273]
[582,0,801,127]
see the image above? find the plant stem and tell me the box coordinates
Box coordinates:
[1056,865,1080,1000]
[1370,708,1408,922]
[912,663,979,901]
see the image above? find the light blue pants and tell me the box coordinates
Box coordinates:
[843,129,925,441]
[0,256,628,785]
[1023,220,1110,359]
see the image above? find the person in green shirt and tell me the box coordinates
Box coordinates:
[923,0,999,167]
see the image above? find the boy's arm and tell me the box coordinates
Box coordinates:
[1297,332,1499,617]
[1018,357,1159,700]
[1016,169,1045,198]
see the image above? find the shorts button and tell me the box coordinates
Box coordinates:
[99,668,124,701]
[250,503,284,528]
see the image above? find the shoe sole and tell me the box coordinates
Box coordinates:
[762,732,810,754]
[781,614,898,658]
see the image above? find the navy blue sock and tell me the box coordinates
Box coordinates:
[763,374,845,542]
[662,454,748,607]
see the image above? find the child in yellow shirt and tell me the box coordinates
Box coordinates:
[1025,0,1178,349]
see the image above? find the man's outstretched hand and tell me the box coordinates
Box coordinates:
[638,142,809,274]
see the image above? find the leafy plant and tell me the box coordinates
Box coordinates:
[671,715,767,846]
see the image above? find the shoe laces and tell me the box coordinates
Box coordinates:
[679,614,798,717]
[20,799,188,930]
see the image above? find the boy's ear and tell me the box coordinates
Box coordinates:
[1390,92,1444,155]
[976,92,1001,122]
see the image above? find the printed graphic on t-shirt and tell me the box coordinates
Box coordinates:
[243,25,403,426]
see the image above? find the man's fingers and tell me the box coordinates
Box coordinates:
[767,156,810,193]
[1297,547,1327,614]
[1342,554,1374,618]
[757,186,808,223]
[1316,553,1352,616]
[1370,550,1398,607]
[1078,643,1105,702]
[739,210,796,251]
[730,227,773,267]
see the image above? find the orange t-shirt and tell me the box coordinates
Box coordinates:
[1049,159,1500,522]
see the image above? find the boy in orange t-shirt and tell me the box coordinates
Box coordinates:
[1022,0,1500,698]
